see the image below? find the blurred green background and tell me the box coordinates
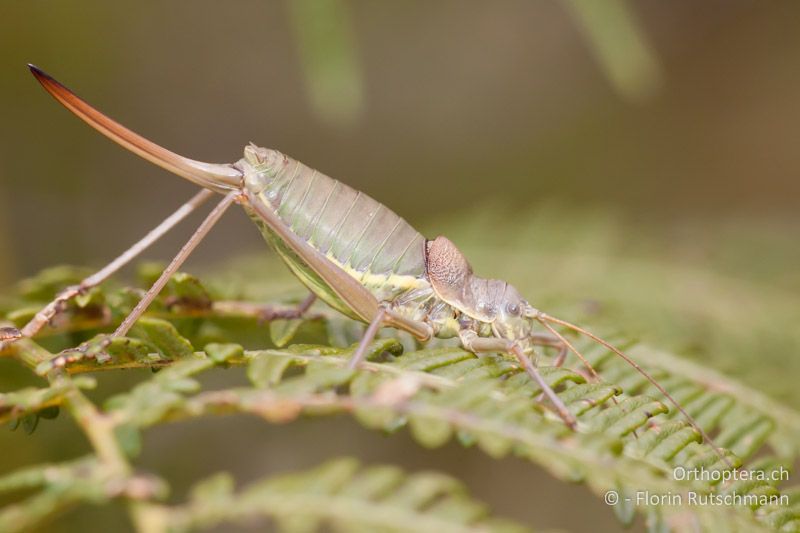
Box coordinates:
[1,1,799,531]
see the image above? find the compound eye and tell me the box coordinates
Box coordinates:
[506,302,520,316]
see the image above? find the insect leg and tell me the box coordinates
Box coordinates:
[289,293,317,316]
[535,312,731,467]
[346,306,387,370]
[244,188,381,324]
[530,332,567,367]
[260,292,317,320]
[382,309,432,341]
[537,320,603,382]
[459,330,577,430]
[346,308,433,369]
[17,189,215,339]
[534,321,628,417]
[113,191,238,338]
[214,292,318,322]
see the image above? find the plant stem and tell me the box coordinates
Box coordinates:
[5,332,155,532]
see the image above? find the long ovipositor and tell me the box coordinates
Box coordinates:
[27,65,467,343]
[26,64,734,458]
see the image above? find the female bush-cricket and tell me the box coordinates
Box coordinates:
[19,65,726,460]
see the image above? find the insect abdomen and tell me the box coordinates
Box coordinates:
[263,154,426,282]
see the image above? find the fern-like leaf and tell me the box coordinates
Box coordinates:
[139,457,530,533]
[3,265,799,532]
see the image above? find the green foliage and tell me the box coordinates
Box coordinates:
[1,265,799,532]
[564,0,663,102]
[287,0,364,128]
[142,457,529,533]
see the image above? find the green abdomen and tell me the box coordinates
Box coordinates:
[247,153,428,320]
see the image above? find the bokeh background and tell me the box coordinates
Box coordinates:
[1,1,799,531]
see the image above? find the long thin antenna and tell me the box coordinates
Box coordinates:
[537,319,627,426]
[538,319,601,381]
[537,312,732,468]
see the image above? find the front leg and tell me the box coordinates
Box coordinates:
[458,330,577,430]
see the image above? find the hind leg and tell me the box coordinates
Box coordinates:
[46,192,236,369]
[14,189,215,341]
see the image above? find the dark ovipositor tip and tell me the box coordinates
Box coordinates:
[28,63,44,77]
[27,64,55,86]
